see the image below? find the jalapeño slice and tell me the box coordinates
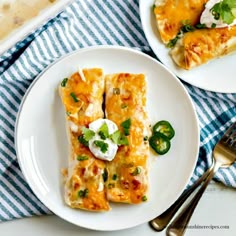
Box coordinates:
[153,120,175,140]
[149,132,171,155]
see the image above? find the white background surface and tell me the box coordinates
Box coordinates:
[1,182,236,236]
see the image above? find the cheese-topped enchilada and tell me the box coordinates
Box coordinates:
[59,68,110,211]
[171,25,236,69]
[105,73,150,204]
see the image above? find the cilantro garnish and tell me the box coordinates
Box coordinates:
[211,0,236,24]
[94,140,108,153]
[117,133,129,145]
[110,130,129,145]
[78,135,88,146]
[110,130,121,144]
[82,127,95,141]
[78,127,95,146]
[121,118,131,136]
[98,122,109,140]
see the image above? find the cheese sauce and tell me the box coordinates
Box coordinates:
[0,0,56,40]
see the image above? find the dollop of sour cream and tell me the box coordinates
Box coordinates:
[88,118,118,161]
[200,0,236,28]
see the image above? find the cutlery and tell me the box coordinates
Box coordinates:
[149,164,213,231]
[166,121,236,236]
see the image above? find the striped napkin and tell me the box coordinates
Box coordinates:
[0,0,235,222]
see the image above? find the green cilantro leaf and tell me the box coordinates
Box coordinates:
[82,127,95,141]
[117,133,129,145]
[225,0,236,8]
[110,130,121,144]
[78,135,88,146]
[222,7,234,24]
[94,140,108,153]
[98,122,109,140]
[110,130,129,146]
[121,118,131,136]
[211,0,236,24]
[78,127,95,147]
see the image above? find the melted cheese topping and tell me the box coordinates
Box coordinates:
[171,25,236,69]
[154,0,208,43]
[60,68,110,211]
[105,73,150,204]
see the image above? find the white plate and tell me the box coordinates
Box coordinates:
[15,46,199,231]
[139,0,236,93]
[0,0,72,55]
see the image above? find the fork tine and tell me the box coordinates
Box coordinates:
[220,122,236,144]
[225,128,236,146]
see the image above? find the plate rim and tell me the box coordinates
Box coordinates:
[139,0,236,94]
[15,45,200,231]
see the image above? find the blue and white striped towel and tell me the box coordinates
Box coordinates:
[0,0,235,221]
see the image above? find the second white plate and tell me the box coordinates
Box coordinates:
[140,0,236,93]
[15,46,199,231]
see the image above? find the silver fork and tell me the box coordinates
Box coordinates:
[166,121,236,236]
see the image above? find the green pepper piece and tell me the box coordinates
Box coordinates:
[153,120,175,140]
[149,132,171,155]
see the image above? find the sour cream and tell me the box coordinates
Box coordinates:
[200,0,236,28]
[88,118,118,161]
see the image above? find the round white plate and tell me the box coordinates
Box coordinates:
[15,46,199,231]
[139,0,236,93]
